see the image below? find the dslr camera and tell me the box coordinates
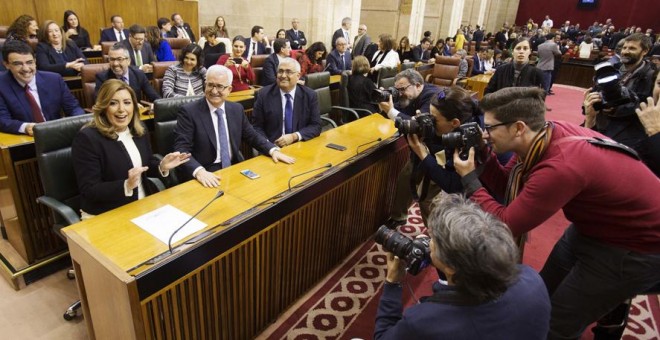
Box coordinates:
[371,87,400,103]
[375,225,431,275]
[590,62,635,111]
[394,113,436,141]
[440,122,482,160]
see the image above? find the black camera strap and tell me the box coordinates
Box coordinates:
[422,288,484,306]
[555,136,640,160]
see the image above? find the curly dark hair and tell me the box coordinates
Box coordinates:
[8,15,36,41]
[304,41,327,64]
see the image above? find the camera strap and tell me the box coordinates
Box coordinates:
[422,288,484,306]
[554,136,640,160]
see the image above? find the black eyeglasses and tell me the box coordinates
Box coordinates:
[394,84,412,93]
[484,121,515,134]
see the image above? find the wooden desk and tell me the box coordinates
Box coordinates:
[556,59,597,88]
[64,115,408,339]
[466,74,493,99]
[0,133,65,267]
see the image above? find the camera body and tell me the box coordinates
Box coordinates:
[375,225,431,275]
[591,62,634,111]
[371,87,400,103]
[440,122,482,160]
[395,113,436,141]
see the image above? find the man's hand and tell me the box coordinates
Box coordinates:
[25,123,36,136]
[275,133,298,147]
[141,64,154,73]
[453,147,476,176]
[271,150,295,164]
[385,252,406,284]
[406,134,429,160]
[583,88,601,128]
[195,169,221,188]
[636,96,660,137]
[127,166,149,190]
[378,94,394,114]
[160,152,191,171]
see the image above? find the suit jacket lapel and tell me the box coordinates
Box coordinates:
[293,87,303,130]
[200,101,218,152]
[224,104,242,160]
[35,73,52,119]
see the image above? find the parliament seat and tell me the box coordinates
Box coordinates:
[305,71,330,90]
[310,71,359,127]
[152,61,178,96]
[250,54,268,86]
[376,67,398,88]
[81,63,110,109]
[101,41,115,60]
[425,56,460,87]
[165,38,191,59]
[339,70,372,117]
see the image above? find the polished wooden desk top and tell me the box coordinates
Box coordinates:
[0,133,34,148]
[330,75,340,84]
[64,114,397,273]
[468,74,493,83]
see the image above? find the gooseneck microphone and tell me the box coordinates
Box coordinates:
[287,163,332,191]
[356,137,382,154]
[167,190,224,254]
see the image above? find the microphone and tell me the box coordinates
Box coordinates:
[167,190,224,254]
[288,163,332,191]
[356,137,382,154]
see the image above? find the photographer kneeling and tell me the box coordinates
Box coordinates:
[374,194,551,339]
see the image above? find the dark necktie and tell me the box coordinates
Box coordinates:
[252,42,257,55]
[24,85,44,123]
[121,76,128,84]
[215,109,231,168]
[284,93,293,134]
[340,54,345,69]
[119,31,124,41]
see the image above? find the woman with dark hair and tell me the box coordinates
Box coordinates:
[157,17,173,38]
[298,41,327,77]
[396,36,413,62]
[72,80,189,217]
[347,55,378,113]
[214,16,229,38]
[431,39,451,58]
[201,28,226,67]
[275,29,286,40]
[162,43,206,97]
[485,38,543,95]
[35,20,87,76]
[62,10,92,50]
[216,35,255,92]
[146,26,176,61]
[7,15,38,42]
[370,34,400,73]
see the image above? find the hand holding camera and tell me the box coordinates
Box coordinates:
[375,225,430,276]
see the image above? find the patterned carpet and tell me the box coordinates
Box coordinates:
[258,204,660,340]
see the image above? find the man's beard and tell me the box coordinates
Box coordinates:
[620,54,640,65]
[397,97,410,108]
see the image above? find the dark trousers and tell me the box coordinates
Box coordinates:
[390,160,442,225]
[540,225,660,340]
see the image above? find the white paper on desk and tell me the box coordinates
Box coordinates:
[131,204,207,244]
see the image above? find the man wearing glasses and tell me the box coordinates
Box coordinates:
[174,65,295,188]
[95,44,160,102]
[377,69,444,228]
[252,58,321,148]
[453,87,660,340]
[118,24,155,73]
[0,40,84,135]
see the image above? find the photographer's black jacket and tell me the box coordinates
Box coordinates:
[484,62,544,95]
[593,60,659,176]
[394,84,442,119]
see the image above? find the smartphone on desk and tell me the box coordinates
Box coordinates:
[326,143,347,151]
[240,169,260,179]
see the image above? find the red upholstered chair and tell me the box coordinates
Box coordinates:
[81,63,110,109]
[250,54,268,86]
[165,38,191,59]
[425,56,460,87]
[152,61,178,96]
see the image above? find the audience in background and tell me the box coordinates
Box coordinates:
[162,44,206,98]
[262,38,292,86]
[145,26,176,62]
[217,35,255,92]
[326,37,352,75]
[170,13,196,43]
[99,15,129,43]
[201,28,226,68]
[578,36,594,58]
[286,18,307,50]
[157,17,173,38]
[62,10,92,50]
[213,16,230,38]
[119,24,155,72]
[431,39,451,58]
[35,20,87,77]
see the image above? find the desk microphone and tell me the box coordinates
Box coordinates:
[356,137,382,154]
[167,190,224,254]
[287,163,332,191]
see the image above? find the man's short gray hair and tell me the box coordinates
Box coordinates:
[394,69,424,86]
[428,193,519,302]
[207,65,233,84]
[342,17,352,26]
[279,57,301,73]
[110,43,130,58]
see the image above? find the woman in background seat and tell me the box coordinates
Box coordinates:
[62,10,92,50]
[35,20,87,77]
[162,44,207,97]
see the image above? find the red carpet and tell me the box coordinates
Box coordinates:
[256,85,660,340]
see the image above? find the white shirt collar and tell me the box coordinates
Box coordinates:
[206,99,226,114]
[279,86,297,100]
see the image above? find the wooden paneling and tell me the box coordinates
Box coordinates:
[0,2,36,25]
[103,0,158,30]
[33,1,106,46]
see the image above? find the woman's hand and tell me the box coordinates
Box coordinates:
[407,134,429,160]
[241,59,249,68]
[127,166,149,190]
[160,152,191,171]
[636,96,660,137]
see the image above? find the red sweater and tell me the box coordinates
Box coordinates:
[473,121,660,253]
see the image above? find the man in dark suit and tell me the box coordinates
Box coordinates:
[170,13,196,43]
[412,38,433,63]
[332,17,352,50]
[326,37,352,75]
[253,58,321,148]
[471,48,488,75]
[0,41,84,135]
[285,18,307,50]
[118,24,155,73]
[473,25,484,50]
[262,39,292,86]
[352,24,371,57]
[174,65,295,187]
[243,25,269,60]
[99,15,130,44]
[95,44,160,102]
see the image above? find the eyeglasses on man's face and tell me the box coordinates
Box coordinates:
[206,83,231,92]
[483,121,515,134]
[277,69,298,76]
